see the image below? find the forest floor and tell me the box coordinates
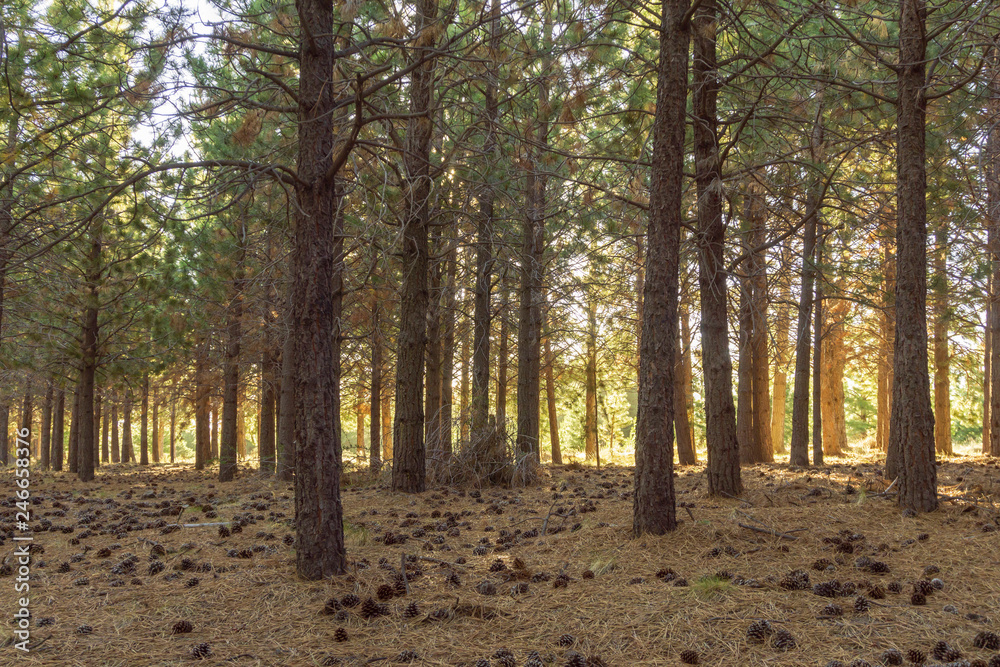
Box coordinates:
[2,455,1000,667]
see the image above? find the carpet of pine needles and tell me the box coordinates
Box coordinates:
[2,454,1000,666]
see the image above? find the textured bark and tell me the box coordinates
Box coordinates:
[789,94,825,467]
[52,390,65,470]
[289,0,347,578]
[633,0,687,535]
[931,225,952,456]
[877,227,896,452]
[0,404,7,466]
[497,288,508,426]
[676,299,696,464]
[693,0,741,495]
[382,383,393,461]
[259,347,277,473]
[122,391,134,463]
[139,374,149,467]
[41,383,53,470]
[812,243,823,466]
[68,387,79,472]
[392,0,438,493]
[356,394,366,461]
[440,248,457,460]
[821,295,848,457]
[169,397,176,463]
[887,0,937,512]
[194,353,209,470]
[425,248,442,464]
[472,0,499,438]
[989,42,1000,457]
[749,186,772,464]
[516,10,551,465]
[277,321,295,480]
[110,399,119,464]
[220,223,246,481]
[737,271,754,463]
[0,119,18,369]
[151,388,159,464]
[459,310,470,445]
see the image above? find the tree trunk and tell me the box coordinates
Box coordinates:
[737,265,754,463]
[392,0,438,494]
[544,334,561,464]
[424,248,442,465]
[693,0,741,495]
[812,242,823,466]
[211,398,221,460]
[459,311,470,445]
[151,386,159,464]
[277,319,296,480]
[101,394,110,464]
[41,383,53,470]
[877,225,896,452]
[220,221,246,481]
[370,301,382,472]
[516,11,551,465]
[122,391,134,463]
[634,0,688,534]
[169,396,176,463]
[821,295,848,457]
[497,288,508,427]
[440,247,457,461]
[140,373,149,466]
[749,182,772,464]
[110,399,119,464]
[989,40,1000,457]
[260,347,277,474]
[194,352,209,470]
[584,285,598,462]
[676,298,696,464]
[0,404,7,466]
[887,0,937,512]
[771,244,792,454]
[68,387,79,472]
[789,93,825,467]
[93,391,100,468]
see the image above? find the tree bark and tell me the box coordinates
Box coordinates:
[41,382,53,470]
[989,40,1000,457]
[749,183,772,464]
[194,351,209,470]
[151,387,159,464]
[101,393,109,464]
[497,288,509,427]
[169,395,176,463]
[289,0,348,578]
[812,238,823,466]
[789,93,825,467]
[277,317,296,480]
[0,404,7,466]
[110,399,119,464]
[369,300,382,472]
[51,390,64,470]
[260,347,277,474]
[220,218,246,482]
[693,0,741,495]
[821,295,848,457]
[887,0,936,512]
[877,224,896,452]
[68,386,79,472]
[440,247,457,461]
[139,373,149,467]
[544,333,561,464]
[122,391,134,463]
[675,298,696,464]
[585,282,598,462]
[633,0,688,535]
[424,246,442,466]
[392,0,439,494]
[771,244,792,454]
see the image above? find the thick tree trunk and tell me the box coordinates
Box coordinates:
[289,0,349,578]
[139,374,149,467]
[693,0,741,495]
[211,398,220,460]
[887,0,936,512]
[392,0,438,494]
[110,399,119,464]
[41,383,53,469]
[634,0,688,534]
[790,94,825,467]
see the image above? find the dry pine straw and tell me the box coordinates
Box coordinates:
[2,457,1000,666]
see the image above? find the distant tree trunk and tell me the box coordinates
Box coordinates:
[459,314,471,444]
[771,243,792,454]
[821,295,848,457]
[140,373,149,466]
[425,249,442,465]
[887,0,936,512]
[634,0,687,534]
[544,333,561,464]
[356,397,366,462]
[392,0,438,494]
[50,390,64,470]
[101,394,110,464]
[41,382,53,470]
[151,386,159,464]
[110,399,119,464]
[440,248,457,460]
[737,265,754,463]
[931,229,950,456]
[277,323,295,480]
[211,398,221,460]
[221,229,245,482]
[194,352,210,469]
[748,182,773,464]
[497,288,509,427]
[382,389,392,461]
[985,307,991,454]
[122,391,134,464]
[584,286,598,462]
[260,348,277,474]
[369,303,382,472]
[693,0,741,495]
[68,387,79,472]
[93,391,101,468]
[790,92,825,467]
[676,298,696,464]
[877,225,896,452]
[0,404,7,466]
[169,397,176,463]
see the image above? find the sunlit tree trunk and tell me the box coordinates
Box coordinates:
[986,40,1000,457]
[771,243,792,454]
[821,294,848,457]
[932,226,952,456]
[877,223,896,452]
